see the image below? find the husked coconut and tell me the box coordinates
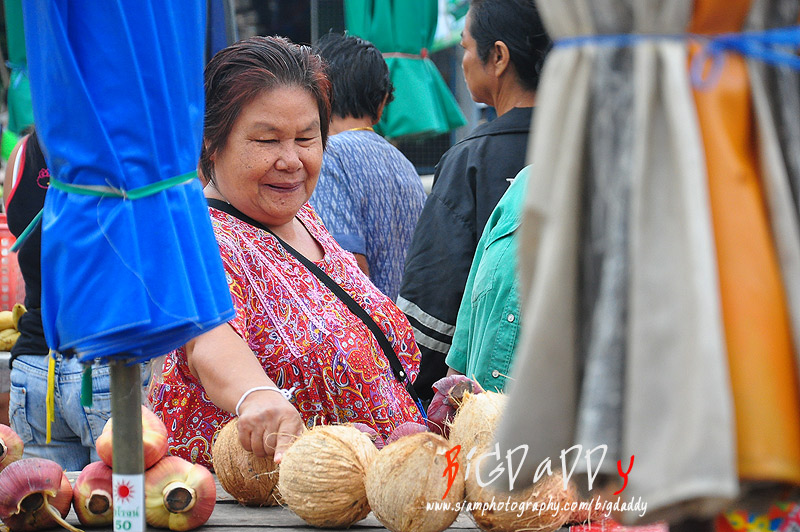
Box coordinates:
[449,391,583,531]
[212,418,280,506]
[448,391,507,459]
[466,472,579,532]
[366,432,464,532]
[278,425,377,528]
[348,422,385,449]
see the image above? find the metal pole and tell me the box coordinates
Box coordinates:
[110,360,145,532]
[224,0,239,44]
[310,0,319,44]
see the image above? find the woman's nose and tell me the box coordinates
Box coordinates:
[275,143,302,172]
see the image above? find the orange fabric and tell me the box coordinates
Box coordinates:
[690,0,800,483]
[688,0,750,35]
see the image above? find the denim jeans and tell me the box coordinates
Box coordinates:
[9,354,150,471]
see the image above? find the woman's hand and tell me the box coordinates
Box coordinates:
[185,323,305,463]
[235,390,304,463]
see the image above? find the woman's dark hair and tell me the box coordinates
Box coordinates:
[468,0,550,91]
[200,35,332,184]
[313,32,394,121]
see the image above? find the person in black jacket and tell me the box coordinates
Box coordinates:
[398,0,550,401]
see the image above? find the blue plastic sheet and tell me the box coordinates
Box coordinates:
[23,0,234,363]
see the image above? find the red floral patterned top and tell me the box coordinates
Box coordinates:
[149,204,424,468]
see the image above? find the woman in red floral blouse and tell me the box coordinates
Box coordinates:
[148,36,424,469]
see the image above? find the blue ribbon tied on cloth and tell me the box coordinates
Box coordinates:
[554,25,800,88]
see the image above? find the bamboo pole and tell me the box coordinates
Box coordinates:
[110,360,145,532]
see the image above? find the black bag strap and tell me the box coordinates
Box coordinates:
[207,198,426,418]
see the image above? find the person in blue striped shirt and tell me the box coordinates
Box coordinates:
[310,33,426,302]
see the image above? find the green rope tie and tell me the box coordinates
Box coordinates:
[81,365,93,407]
[49,170,197,199]
[10,170,198,252]
[9,209,42,252]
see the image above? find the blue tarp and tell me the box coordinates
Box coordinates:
[23,0,234,363]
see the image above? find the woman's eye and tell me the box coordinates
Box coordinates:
[255,139,277,144]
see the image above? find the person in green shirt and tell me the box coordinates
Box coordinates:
[445,166,530,392]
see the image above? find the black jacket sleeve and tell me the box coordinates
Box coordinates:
[398,147,479,401]
[399,107,533,401]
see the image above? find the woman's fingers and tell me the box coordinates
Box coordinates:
[236,422,254,452]
[251,427,269,457]
[237,393,304,460]
[235,421,266,456]
[272,432,292,464]
[271,415,305,464]
[262,410,304,463]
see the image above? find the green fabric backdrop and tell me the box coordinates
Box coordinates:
[4,0,34,135]
[345,0,466,140]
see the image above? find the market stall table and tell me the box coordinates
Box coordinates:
[64,472,482,531]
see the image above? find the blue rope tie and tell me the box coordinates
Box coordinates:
[554,25,800,89]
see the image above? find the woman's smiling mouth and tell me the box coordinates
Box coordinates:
[265,182,303,192]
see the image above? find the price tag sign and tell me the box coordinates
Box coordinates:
[113,473,145,532]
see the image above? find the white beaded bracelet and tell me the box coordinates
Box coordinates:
[235,385,295,417]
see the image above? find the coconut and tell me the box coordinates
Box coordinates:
[448,392,581,531]
[466,472,579,532]
[348,422,385,449]
[365,432,464,532]
[211,418,281,507]
[278,425,377,528]
[447,391,507,459]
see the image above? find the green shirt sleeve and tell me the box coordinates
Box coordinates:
[446,235,482,375]
[446,166,531,389]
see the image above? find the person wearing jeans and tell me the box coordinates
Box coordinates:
[4,131,149,470]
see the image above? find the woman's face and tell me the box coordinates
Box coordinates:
[210,85,323,228]
[461,11,494,106]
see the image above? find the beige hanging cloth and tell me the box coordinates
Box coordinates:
[488,0,800,524]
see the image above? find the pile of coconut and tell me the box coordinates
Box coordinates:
[213,375,585,532]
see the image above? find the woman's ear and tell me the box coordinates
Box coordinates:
[492,40,511,78]
[374,94,390,124]
[203,140,214,162]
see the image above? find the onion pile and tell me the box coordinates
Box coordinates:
[212,418,281,506]
[91,406,213,531]
[72,461,114,527]
[0,458,77,532]
[278,425,376,528]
